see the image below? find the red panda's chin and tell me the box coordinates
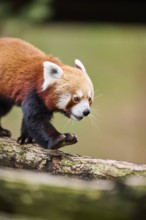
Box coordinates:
[70,113,83,121]
[60,109,83,121]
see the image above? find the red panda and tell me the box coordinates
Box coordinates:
[0,38,94,149]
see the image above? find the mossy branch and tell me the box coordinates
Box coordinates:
[0,168,146,220]
[1,137,146,219]
[0,137,146,180]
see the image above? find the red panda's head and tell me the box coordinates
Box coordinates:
[41,59,94,120]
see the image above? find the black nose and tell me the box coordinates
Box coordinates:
[83,109,90,117]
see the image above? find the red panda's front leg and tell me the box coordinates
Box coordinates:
[18,116,65,149]
[17,118,34,144]
[19,90,77,150]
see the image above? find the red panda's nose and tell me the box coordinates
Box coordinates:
[83,109,90,117]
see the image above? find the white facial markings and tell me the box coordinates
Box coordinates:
[88,91,92,98]
[71,100,90,120]
[76,90,83,98]
[75,59,94,102]
[42,61,63,91]
[56,93,71,110]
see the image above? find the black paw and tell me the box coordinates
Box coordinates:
[64,133,78,145]
[0,127,11,137]
[49,133,78,150]
[17,135,33,145]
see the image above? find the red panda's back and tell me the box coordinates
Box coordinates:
[0,38,45,64]
[0,38,45,102]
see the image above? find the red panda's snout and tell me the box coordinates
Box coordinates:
[56,91,93,121]
[70,99,91,120]
[42,59,94,120]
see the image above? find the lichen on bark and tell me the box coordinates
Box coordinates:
[0,137,146,180]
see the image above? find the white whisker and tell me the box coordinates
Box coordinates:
[89,107,102,130]
[91,106,101,116]
[94,93,104,100]
[89,116,99,130]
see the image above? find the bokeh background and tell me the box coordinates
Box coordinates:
[0,0,146,163]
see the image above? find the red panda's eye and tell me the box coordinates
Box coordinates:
[89,97,92,104]
[73,96,80,103]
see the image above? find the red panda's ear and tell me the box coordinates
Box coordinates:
[42,61,63,91]
[75,59,86,73]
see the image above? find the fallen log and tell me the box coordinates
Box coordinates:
[0,137,146,179]
[0,168,146,220]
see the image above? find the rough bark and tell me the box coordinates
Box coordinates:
[0,168,146,220]
[0,137,146,180]
[1,137,146,219]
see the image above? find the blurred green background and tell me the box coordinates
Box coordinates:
[0,0,146,164]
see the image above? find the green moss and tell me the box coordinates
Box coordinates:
[1,177,146,220]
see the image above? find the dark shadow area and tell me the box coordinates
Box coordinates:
[52,0,146,23]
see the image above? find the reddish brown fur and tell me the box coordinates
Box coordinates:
[0,38,62,109]
[0,38,93,112]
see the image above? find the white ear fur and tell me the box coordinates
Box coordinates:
[75,59,86,73]
[42,61,63,91]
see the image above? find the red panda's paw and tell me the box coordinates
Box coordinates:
[51,133,78,149]
[64,133,78,145]
[17,135,33,145]
[0,127,11,137]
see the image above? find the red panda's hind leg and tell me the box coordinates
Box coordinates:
[0,125,11,137]
[0,97,13,137]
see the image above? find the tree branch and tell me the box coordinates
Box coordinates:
[0,137,146,179]
[0,168,146,219]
